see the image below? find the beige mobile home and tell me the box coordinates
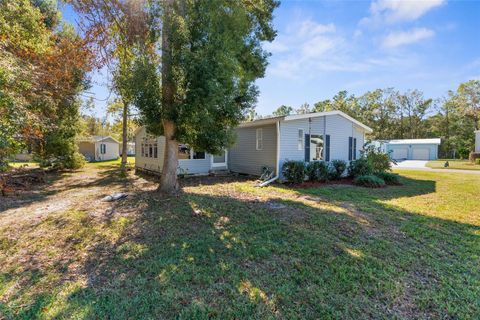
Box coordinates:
[134,127,228,175]
[78,136,120,162]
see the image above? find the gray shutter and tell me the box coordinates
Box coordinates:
[353,138,357,160]
[305,134,310,162]
[326,135,330,161]
[348,137,353,161]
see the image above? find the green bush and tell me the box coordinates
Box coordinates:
[306,161,329,181]
[329,159,347,180]
[469,152,480,163]
[348,158,373,177]
[282,160,306,183]
[476,159,480,165]
[354,175,385,188]
[363,145,392,173]
[376,172,401,185]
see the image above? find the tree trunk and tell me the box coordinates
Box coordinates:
[159,120,178,192]
[120,99,128,172]
[158,0,178,193]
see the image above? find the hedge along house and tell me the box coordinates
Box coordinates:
[134,127,228,175]
[383,138,441,161]
[228,111,373,179]
[77,136,120,162]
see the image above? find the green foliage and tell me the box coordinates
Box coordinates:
[282,160,306,183]
[354,175,386,188]
[306,161,329,182]
[329,159,348,180]
[272,105,293,116]
[132,0,279,155]
[363,145,392,174]
[470,152,480,163]
[375,172,402,185]
[348,158,373,178]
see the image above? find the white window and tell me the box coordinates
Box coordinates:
[298,129,304,150]
[256,128,263,150]
[100,144,106,154]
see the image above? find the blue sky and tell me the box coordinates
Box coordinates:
[61,0,480,118]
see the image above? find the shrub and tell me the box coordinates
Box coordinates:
[282,160,306,183]
[363,145,392,173]
[306,161,329,181]
[354,175,385,188]
[376,172,402,185]
[476,159,480,165]
[329,159,347,180]
[469,152,480,163]
[348,158,373,177]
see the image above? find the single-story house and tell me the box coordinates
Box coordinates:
[376,138,441,161]
[229,111,372,178]
[78,136,120,161]
[134,110,372,178]
[134,127,228,175]
[475,130,480,153]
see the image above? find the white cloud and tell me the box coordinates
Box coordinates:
[361,0,446,25]
[382,28,435,48]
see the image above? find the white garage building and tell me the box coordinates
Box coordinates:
[385,138,441,161]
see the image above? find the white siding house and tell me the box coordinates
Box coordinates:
[134,111,372,178]
[78,136,120,161]
[229,111,372,178]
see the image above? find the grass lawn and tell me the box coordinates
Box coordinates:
[85,156,136,168]
[8,161,39,169]
[426,159,480,170]
[0,167,479,319]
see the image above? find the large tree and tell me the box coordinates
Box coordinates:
[129,0,278,193]
[0,0,92,170]
[67,0,149,172]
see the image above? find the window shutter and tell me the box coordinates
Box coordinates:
[305,134,310,162]
[326,135,330,161]
[348,137,353,161]
[353,138,357,160]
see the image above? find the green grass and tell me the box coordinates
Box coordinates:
[0,169,479,319]
[426,159,480,170]
[8,161,39,169]
[85,156,135,168]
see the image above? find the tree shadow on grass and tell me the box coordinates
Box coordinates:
[1,175,479,319]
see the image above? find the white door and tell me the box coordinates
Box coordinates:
[392,148,408,160]
[412,148,429,160]
[211,150,228,167]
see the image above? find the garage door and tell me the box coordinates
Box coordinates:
[392,148,408,160]
[412,148,429,160]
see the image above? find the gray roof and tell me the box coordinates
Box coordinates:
[239,110,373,132]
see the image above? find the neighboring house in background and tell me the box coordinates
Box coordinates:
[78,136,120,161]
[229,111,372,178]
[119,142,136,156]
[475,130,480,153]
[374,138,441,161]
[134,127,228,175]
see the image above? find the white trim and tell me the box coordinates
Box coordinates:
[275,121,280,176]
[256,128,263,150]
[284,111,373,133]
[211,150,228,168]
[298,128,304,150]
